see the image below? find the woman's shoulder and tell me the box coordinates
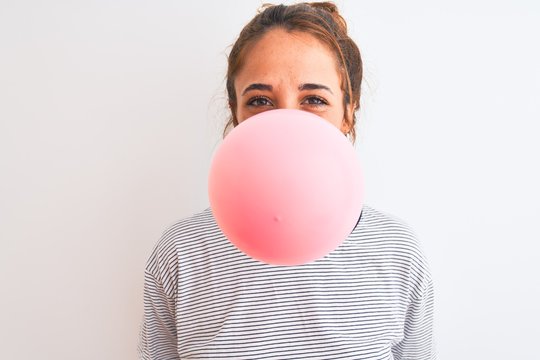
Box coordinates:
[358,205,417,236]
[354,204,432,285]
[153,207,219,250]
[159,208,218,245]
[354,204,428,263]
[144,208,219,282]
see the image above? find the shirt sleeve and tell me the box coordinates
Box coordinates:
[138,255,180,359]
[391,275,436,360]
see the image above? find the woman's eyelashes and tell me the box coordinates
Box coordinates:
[246,95,329,108]
[247,96,273,107]
[302,95,328,107]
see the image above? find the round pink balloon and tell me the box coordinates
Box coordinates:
[208,109,363,265]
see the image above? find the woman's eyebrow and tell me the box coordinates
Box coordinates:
[299,83,333,94]
[242,83,273,95]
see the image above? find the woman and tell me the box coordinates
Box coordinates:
[139,3,435,359]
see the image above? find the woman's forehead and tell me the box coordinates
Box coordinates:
[235,29,341,89]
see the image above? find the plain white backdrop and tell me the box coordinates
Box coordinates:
[1,1,538,359]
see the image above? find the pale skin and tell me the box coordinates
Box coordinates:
[232,28,353,134]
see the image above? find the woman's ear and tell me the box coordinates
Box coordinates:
[340,119,351,134]
[341,101,357,134]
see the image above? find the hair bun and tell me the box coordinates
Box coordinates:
[308,2,348,34]
[308,1,338,14]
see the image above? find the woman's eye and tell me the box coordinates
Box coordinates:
[247,96,273,107]
[303,96,328,106]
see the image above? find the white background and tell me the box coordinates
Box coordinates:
[1,1,539,359]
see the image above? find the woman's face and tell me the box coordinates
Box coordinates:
[233,28,350,134]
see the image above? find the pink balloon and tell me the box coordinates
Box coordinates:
[208,109,363,266]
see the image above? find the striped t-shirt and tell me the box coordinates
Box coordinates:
[138,205,435,359]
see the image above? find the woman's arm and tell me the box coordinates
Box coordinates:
[392,276,436,360]
[138,247,180,360]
